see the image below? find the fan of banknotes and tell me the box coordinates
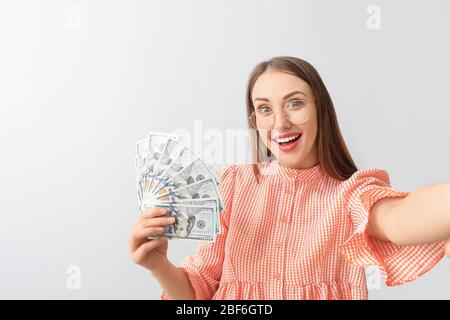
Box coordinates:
[135,132,225,242]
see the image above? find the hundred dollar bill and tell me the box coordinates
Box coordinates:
[136,139,150,210]
[135,156,144,210]
[155,178,222,210]
[150,138,184,193]
[136,138,149,179]
[156,177,225,214]
[157,198,221,234]
[181,158,219,186]
[152,146,198,194]
[150,203,216,242]
[153,158,223,210]
[144,132,179,193]
[135,133,179,210]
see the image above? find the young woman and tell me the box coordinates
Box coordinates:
[128,56,450,299]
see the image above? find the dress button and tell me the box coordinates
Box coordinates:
[273,273,281,280]
[275,242,283,249]
[281,216,289,224]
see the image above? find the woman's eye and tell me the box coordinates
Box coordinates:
[257,106,272,114]
[287,100,303,109]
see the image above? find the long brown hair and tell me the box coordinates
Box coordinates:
[246,56,358,182]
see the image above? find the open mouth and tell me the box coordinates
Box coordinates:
[272,133,302,145]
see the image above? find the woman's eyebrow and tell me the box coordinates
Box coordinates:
[253,90,306,103]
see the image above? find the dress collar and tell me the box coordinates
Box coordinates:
[268,159,324,182]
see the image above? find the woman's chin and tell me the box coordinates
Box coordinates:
[273,152,304,168]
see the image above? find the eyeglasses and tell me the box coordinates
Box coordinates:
[249,100,311,130]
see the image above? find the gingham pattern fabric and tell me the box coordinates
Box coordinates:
[161,160,446,300]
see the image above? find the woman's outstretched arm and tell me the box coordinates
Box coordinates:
[368,180,450,248]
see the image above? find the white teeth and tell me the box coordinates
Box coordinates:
[274,134,301,143]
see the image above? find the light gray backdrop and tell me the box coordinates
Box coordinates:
[0,0,449,299]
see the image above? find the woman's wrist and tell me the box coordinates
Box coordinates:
[149,257,196,299]
[149,256,172,279]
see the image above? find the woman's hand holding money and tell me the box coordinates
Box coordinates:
[128,207,175,272]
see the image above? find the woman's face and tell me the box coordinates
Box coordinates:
[251,70,318,169]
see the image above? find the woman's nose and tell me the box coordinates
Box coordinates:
[272,109,292,129]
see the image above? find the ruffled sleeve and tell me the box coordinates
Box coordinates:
[339,168,446,286]
[161,164,236,299]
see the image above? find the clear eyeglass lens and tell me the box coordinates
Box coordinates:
[249,106,310,129]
